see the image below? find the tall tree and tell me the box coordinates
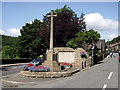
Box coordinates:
[66,29,101,49]
[17,5,86,58]
[42,5,86,47]
[18,19,47,58]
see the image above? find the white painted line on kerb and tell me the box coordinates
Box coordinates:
[108,72,113,79]
[102,84,107,90]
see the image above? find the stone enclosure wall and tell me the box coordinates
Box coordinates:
[53,47,92,69]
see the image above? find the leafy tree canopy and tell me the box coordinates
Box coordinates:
[1,35,18,47]
[1,35,19,58]
[2,46,19,59]
[66,29,101,49]
[16,5,87,58]
[18,19,47,58]
[43,5,86,47]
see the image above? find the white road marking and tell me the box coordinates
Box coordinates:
[108,72,113,79]
[102,84,107,90]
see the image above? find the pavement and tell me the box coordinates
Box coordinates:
[1,53,119,89]
[2,72,57,88]
[2,64,28,76]
[0,63,29,67]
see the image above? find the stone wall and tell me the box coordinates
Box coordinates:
[53,47,91,69]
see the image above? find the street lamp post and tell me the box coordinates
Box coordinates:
[92,46,94,66]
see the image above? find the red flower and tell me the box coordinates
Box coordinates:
[34,66,46,69]
[60,63,72,66]
[27,63,34,66]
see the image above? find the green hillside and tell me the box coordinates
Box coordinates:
[106,36,120,45]
[0,35,19,58]
[2,35,18,47]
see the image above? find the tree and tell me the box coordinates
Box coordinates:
[2,46,19,59]
[66,32,85,49]
[17,5,86,58]
[42,5,86,47]
[106,36,120,45]
[66,29,101,49]
[84,29,101,45]
[1,35,18,52]
[18,19,47,58]
[2,35,18,47]
[1,35,19,58]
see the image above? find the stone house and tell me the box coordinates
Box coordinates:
[96,39,106,52]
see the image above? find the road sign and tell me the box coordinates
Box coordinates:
[92,46,94,50]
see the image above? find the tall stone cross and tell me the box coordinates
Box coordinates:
[43,10,61,71]
[47,10,57,51]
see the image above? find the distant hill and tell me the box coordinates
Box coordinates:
[106,36,120,45]
[0,35,18,51]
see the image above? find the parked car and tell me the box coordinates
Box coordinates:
[23,58,44,71]
[23,63,34,71]
[30,58,44,66]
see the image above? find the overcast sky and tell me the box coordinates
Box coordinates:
[0,2,119,41]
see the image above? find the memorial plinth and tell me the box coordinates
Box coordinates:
[21,69,80,78]
[42,50,61,72]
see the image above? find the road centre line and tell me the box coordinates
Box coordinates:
[102,72,113,89]
[102,84,107,90]
[108,72,113,79]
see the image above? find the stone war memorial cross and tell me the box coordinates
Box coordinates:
[47,10,57,51]
[42,10,61,72]
[21,10,92,78]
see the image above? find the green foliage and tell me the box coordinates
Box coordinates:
[55,5,73,13]
[106,36,120,44]
[66,29,101,49]
[84,29,101,44]
[1,35,19,59]
[2,35,18,47]
[0,45,2,52]
[18,19,47,58]
[1,5,87,59]
[43,5,86,47]
[2,46,20,59]
[66,32,85,49]
[103,50,109,55]
[0,35,18,51]
[66,38,78,49]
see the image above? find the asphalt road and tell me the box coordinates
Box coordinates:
[19,53,118,88]
[1,53,119,89]
[2,65,24,76]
